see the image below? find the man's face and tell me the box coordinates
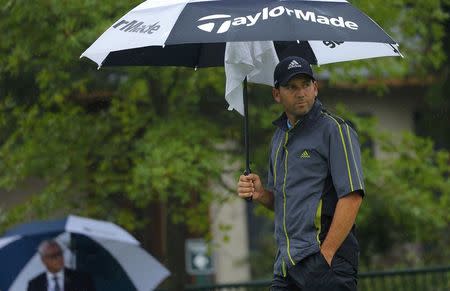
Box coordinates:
[272,74,318,123]
[41,243,64,273]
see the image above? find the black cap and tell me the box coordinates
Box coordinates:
[274,56,315,87]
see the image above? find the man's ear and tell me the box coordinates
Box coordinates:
[313,80,318,97]
[272,87,280,103]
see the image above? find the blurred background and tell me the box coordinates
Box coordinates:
[0,0,449,290]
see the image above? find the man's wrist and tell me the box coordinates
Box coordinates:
[320,247,334,257]
[255,189,268,201]
[255,190,274,210]
[320,245,336,265]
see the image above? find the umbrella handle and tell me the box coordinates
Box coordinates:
[244,169,252,202]
[243,77,252,202]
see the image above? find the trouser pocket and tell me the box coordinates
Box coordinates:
[330,255,358,291]
[288,252,359,291]
[288,252,333,290]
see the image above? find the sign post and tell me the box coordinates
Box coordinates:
[185,239,214,276]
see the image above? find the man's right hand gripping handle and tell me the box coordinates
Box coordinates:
[237,173,263,202]
[237,174,275,210]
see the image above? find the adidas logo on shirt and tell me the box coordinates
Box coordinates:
[300,150,310,158]
[288,60,302,70]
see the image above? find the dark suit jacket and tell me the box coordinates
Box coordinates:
[27,268,96,291]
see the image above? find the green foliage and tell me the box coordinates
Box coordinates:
[127,116,221,232]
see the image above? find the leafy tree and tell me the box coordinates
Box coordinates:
[415,2,450,149]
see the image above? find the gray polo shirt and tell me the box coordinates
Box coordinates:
[267,99,365,276]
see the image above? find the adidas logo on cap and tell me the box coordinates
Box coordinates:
[274,56,315,87]
[287,60,302,70]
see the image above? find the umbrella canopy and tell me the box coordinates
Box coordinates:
[81,0,401,68]
[0,215,170,291]
[81,0,402,176]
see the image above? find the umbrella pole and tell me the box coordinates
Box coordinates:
[243,77,251,175]
[243,77,252,201]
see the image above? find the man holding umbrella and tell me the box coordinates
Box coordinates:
[27,240,96,291]
[237,56,364,291]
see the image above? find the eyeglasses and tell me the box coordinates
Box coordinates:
[43,251,63,259]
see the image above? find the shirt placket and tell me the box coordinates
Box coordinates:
[282,130,295,267]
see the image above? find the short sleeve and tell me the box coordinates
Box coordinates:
[329,122,365,198]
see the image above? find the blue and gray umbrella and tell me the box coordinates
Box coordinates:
[0,215,170,291]
[81,0,402,177]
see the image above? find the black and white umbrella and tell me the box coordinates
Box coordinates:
[81,0,402,174]
[82,0,401,67]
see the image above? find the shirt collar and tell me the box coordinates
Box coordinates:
[287,119,293,129]
[46,269,64,281]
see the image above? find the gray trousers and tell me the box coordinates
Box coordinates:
[271,252,358,291]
